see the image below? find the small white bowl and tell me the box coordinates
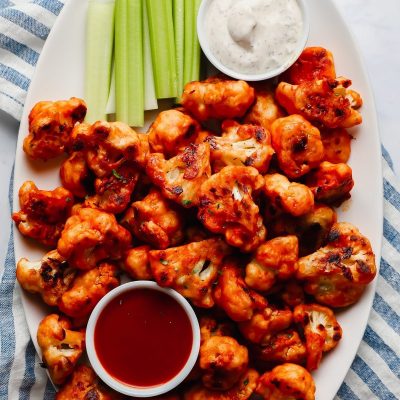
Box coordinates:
[86,281,201,398]
[197,0,310,81]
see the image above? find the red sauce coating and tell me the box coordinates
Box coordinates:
[94,288,193,387]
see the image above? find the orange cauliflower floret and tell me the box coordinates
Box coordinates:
[148,109,201,158]
[58,262,120,318]
[276,78,362,129]
[245,236,299,292]
[181,77,255,121]
[264,173,314,217]
[297,222,376,307]
[16,250,76,307]
[213,260,267,322]
[56,365,121,400]
[270,115,324,179]
[205,120,274,174]
[198,166,266,252]
[57,207,131,270]
[122,188,185,249]
[184,369,259,400]
[37,314,85,385]
[293,303,342,371]
[321,128,352,164]
[12,181,73,247]
[149,238,229,308]
[255,363,315,400]
[23,97,86,160]
[146,143,211,208]
[200,316,235,343]
[121,246,153,280]
[305,161,354,204]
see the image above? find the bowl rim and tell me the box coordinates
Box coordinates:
[86,281,201,397]
[197,0,310,81]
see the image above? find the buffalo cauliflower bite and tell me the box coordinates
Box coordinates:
[213,260,267,322]
[321,128,352,164]
[60,152,93,198]
[305,161,354,204]
[255,363,316,400]
[56,365,121,400]
[146,143,211,207]
[244,89,285,132]
[23,97,87,160]
[284,47,336,84]
[148,109,201,158]
[270,115,324,179]
[245,236,299,292]
[184,369,259,400]
[37,314,85,385]
[181,77,255,121]
[276,78,362,129]
[13,181,73,247]
[16,250,75,307]
[293,303,342,371]
[198,166,266,252]
[57,207,131,270]
[263,174,314,217]
[200,316,235,343]
[149,238,229,308]
[205,120,274,174]
[122,245,153,280]
[297,222,376,307]
[58,262,120,318]
[280,280,306,308]
[122,188,185,249]
[200,335,249,390]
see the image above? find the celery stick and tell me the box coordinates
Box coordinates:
[190,0,202,82]
[106,61,115,115]
[143,0,158,111]
[183,0,194,87]
[174,0,185,101]
[85,0,115,123]
[146,0,177,99]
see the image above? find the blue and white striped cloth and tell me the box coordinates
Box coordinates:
[0,1,399,399]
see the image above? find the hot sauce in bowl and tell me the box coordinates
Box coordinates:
[86,281,200,397]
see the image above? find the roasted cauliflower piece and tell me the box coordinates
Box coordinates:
[214,260,267,322]
[56,365,121,400]
[121,245,153,280]
[181,77,255,121]
[149,238,228,308]
[148,109,201,158]
[284,47,336,84]
[37,314,85,385]
[305,161,354,204]
[270,115,324,179]
[184,369,259,400]
[238,306,293,345]
[58,262,120,318]
[297,222,376,307]
[280,280,306,308]
[321,128,352,164]
[255,363,316,400]
[57,207,131,270]
[23,97,87,160]
[205,120,274,174]
[60,152,93,198]
[200,316,235,343]
[244,89,285,132]
[198,166,266,252]
[122,188,185,249]
[200,335,248,390]
[276,78,362,129]
[146,143,211,207]
[245,236,299,292]
[294,303,342,371]
[16,250,75,307]
[12,181,73,247]
[263,173,314,217]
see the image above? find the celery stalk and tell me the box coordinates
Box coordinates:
[146,0,177,99]
[183,0,194,87]
[190,0,202,82]
[85,0,115,123]
[106,61,115,115]
[174,0,185,100]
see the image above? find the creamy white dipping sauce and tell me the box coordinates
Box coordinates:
[205,0,303,75]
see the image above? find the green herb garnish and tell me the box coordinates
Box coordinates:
[160,259,169,265]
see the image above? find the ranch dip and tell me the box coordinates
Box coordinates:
[205,0,303,75]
